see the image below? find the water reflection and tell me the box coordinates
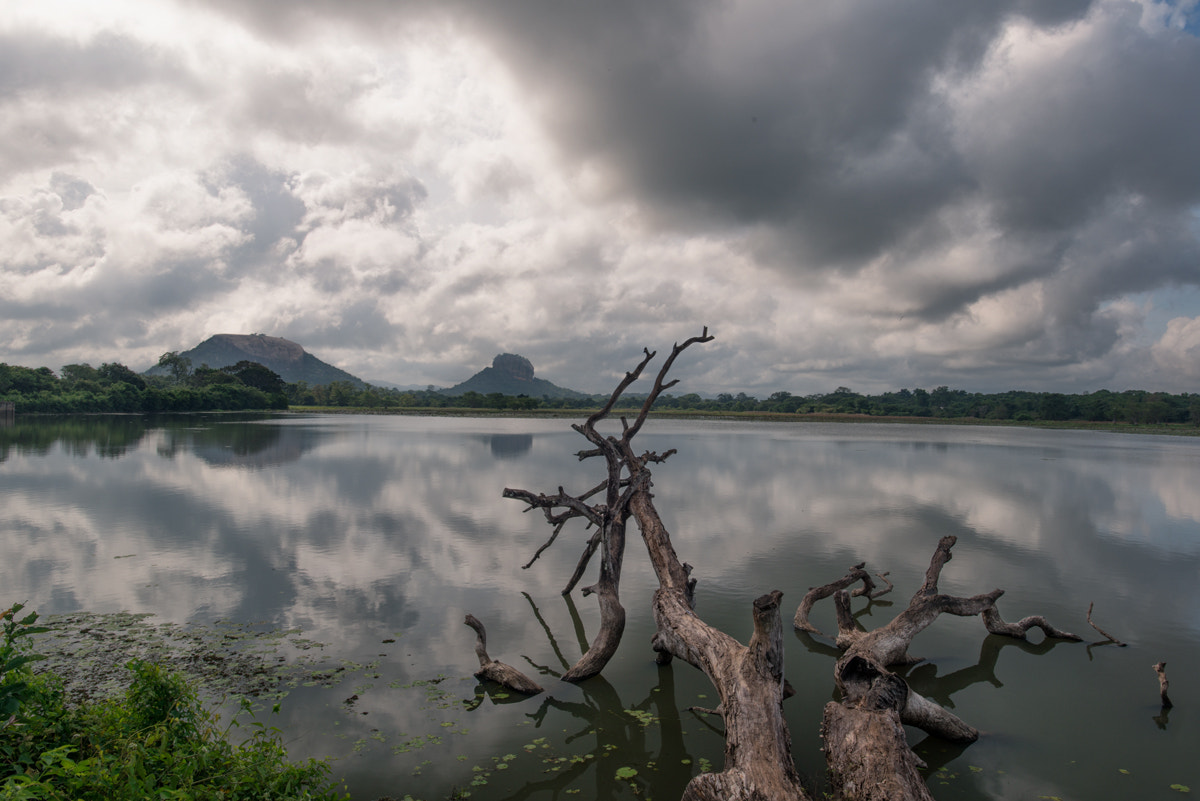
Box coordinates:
[2,415,1198,800]
[482,433,534,459]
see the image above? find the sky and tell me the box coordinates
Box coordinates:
[3,0,1200,396]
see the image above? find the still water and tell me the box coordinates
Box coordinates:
[2,413,1199,800]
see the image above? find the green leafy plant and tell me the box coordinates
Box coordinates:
[1,608,347,800]
[0,602,49,727]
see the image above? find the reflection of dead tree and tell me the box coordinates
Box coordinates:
[502,329,808,800]
[819,535,1082,801]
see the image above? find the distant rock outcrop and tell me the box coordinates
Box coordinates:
[145,334,366,388]
[493,353,534,382]
[442,353,588,399]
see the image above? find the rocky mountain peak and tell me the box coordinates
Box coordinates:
[492,353,534,381]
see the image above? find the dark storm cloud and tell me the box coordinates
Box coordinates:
[961,5,1200,233]
[191,0,1112,267]
[7,0,1200,393]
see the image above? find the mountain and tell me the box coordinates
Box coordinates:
[441,353,589,400]
[145,334,366,387]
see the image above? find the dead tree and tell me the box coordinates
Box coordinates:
[492,332,1082,801]
[502,329,809,800]
[817,536,1082,801]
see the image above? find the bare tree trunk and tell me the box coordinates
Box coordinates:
[501,330,810,800]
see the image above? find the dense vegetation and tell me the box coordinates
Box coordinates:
[4,356,1197,426]
[0,357,288,414]
[1,604,345,800]
[288,381,1200,426]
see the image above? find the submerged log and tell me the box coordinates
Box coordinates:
[463,614,543,695]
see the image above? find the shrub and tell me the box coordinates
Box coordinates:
[1,606,345,801]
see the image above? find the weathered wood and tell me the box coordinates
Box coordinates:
[817,534,1084,798]
[1086,601,1127,646]
[794,562,892,634]
[822,702,935,801]
[463,614,543,695]
[1154,661,1173,708]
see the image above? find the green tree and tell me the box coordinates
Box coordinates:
[221,361,285,394]
[157,351,193,384]
[97,362,146,390]
[60,363,100,387]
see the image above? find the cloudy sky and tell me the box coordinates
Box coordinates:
[3,0,1200,395]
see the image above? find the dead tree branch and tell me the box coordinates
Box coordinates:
[463,614,543,695]
[794,561,892,635]
[1086,601,1127,646]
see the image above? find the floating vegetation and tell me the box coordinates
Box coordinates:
[31,612,333,706]
[624,707,657,727]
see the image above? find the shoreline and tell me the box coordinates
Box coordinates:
[285,406,1200,437]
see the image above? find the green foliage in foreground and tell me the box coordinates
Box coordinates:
[1,605,345,801]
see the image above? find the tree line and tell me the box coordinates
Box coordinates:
[4,355,1197,425]
[0,355,288,414]
[654,385,1200,425]
[288,380,1199,425]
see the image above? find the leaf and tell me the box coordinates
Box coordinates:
[615,766,638,780]
[1170,785,1190,793]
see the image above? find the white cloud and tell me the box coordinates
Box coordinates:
[1152,315,1200,378]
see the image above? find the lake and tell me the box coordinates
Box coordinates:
[2,413,1198,800]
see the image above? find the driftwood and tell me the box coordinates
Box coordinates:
[1154,661,1173,708]
[817,536,1082,801]
[1086,601,1127,646]
[463,614,543,695]
[794,562,892,635]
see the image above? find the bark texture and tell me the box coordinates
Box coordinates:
[794,562,892,635]
[463,614,543,695]
[1155,661,1173,708]
[817,536,1083,800]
